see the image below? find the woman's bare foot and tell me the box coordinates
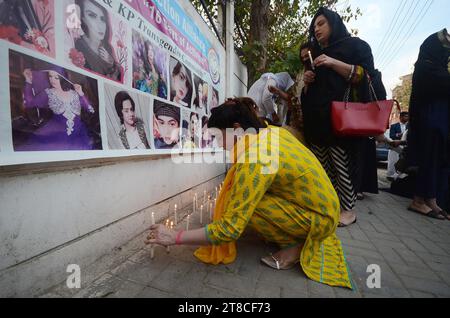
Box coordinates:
[261,244,302,270]
[339,210,357,227]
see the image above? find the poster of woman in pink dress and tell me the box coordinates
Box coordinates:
[9,50,102,151]
[0,0,55,57]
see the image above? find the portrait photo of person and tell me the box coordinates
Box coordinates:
[9,50,102,151]
[104,83,152,150]
[153,100,181,150]
[201,115,215,149]
[132,30,168,99]
[210,87,219,112]
[0,0,55,56]
[169,57,193,108]
[193,75,209,114]
[64,0,126,82]
[181,110,201,150]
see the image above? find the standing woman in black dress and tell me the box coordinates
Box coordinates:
[302,7,387,226]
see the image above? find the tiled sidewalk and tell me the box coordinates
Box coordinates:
[41,178,450,298]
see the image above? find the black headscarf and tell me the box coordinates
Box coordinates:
[301,7,386,147]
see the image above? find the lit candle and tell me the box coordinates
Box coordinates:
[150,212,155,259]
[200,204,203,225]
[203,190,207,203]
[209,202,213,221]
[174,204,178,225]
[165,219,170,253]
[186,214,190,231]
[308,50,315,70]
[193,197,196,214]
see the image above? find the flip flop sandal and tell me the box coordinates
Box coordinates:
[260,254,299,270]
[338,217,357,228]
[408,207,445,220]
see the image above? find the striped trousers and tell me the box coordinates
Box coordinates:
[310,144,357,211]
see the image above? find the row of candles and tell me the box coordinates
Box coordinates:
[149,182,224,259]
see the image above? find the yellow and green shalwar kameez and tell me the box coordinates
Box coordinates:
[194,127,353,289]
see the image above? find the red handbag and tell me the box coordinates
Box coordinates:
[331,74,397,137]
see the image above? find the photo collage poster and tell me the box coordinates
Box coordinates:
[0,0,225,165]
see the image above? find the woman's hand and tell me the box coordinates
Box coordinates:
[98,47,115,65]
[23,69,33,84]
[73,84,84,96]
[268,85,280,95]
[314,54,337,69]
[145,224,177,246]
[303,71,316,85]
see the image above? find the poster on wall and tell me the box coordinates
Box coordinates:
[9,49,102,151]
[0,0,55,57]
[0,0,225,165]
[104,83,152,150]
[63,0,129,83]
[132,29,168,100]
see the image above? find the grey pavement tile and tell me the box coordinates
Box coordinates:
[136,286,178,298]
[345,246,386,262]
[198,286,243,298]
[413,238,449,256]
[399,237,429,254]
[110,259,167,286]
[106,280,146,298]
[307,280,336,298]
[389,262,442,281]
[373,246,406,265]
[149,259,196,293]
[409,290,436,298]
[355,220,377,233]
[253,281,282,298]
[334,286,362,298]
[399,275,450,297]
[73,273,126,298]
[347,225,371,242]
[436,271,450,286]
[169,265,210,298]
[364,230,402,243]
[436,243,450,255]
[424,261,450,275]
[393,248,428,268]
[360,286,411,298]
[257,265,309,295]
[336,228,352,239]
[280,286,308,298]
[204,269,257,297]
[38,292,63,298]
[415,252,450,266]
[368,221,393,235]
[341,238,378,251]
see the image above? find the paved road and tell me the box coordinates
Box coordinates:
[42,170,450,298]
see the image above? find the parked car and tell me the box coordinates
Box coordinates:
[376,142,389,162]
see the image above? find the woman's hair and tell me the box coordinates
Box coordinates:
[76,0,114,56]
[171,61,193,105]
[47,68,72,92]
[208,97,267,132]
[114,91,135,124]
[154,100,180,125]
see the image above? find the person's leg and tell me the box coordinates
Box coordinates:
[329,146,357,226]
[387,150,400,180]
[249,195,309,267]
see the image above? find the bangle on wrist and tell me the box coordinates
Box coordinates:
[175,230,184,245]
[347,65,355,82]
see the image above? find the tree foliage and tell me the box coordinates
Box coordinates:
[191,0,361,85]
